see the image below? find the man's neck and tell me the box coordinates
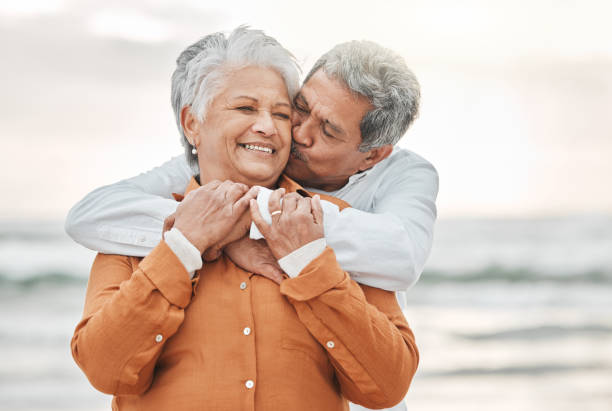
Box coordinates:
[292,177,349,192]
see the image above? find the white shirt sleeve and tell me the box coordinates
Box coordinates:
[327,160,439,291]
[250,157,438,292]
[65,155,192,257]
[65,151,438,293]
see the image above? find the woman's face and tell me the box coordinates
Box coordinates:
[188,66,292,188]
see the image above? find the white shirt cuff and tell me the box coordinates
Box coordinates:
[163,227,202,278]
[278,238,326,278]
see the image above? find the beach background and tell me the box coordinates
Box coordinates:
[1,1,611,410]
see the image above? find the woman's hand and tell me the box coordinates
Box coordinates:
[173,180,259,254]
[250,189,324,260]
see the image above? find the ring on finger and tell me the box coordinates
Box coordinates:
[270,210,282,217]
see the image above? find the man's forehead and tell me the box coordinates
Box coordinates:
[299,71,372,133]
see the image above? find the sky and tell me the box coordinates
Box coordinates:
[0,0,611,219]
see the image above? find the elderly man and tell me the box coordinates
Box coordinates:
[66,39,438,411]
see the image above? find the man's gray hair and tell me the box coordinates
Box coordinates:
[171,26,300,171]
[304,41,420,151]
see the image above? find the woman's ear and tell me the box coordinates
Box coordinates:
[181,106,200,146]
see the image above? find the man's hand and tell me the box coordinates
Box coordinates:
[173,180,259,254]
[250,189,324,260]
[225,237,284,284]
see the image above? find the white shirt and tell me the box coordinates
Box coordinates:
[65,147,438,291]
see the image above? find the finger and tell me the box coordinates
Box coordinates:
[250,199,270,237]
[260,265,284,285]
[202,179,223,190]
[225,182,249,203]
[268,187,285,214]
[162,213,176,233]
[233,186,260,215]
[203,246,222,262]
[216,180,236,200]
[311,195,324,225]
[296,197,312,216]
[282,193,299,214]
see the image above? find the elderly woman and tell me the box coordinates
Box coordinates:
[71,27,418,411]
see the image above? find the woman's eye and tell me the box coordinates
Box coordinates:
[274,113,291,120]
[236,106,255,112]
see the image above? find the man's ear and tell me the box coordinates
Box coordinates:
[181,106,201,146]
[358,144,393,172]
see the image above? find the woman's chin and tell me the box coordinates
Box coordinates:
[235,166,283,187]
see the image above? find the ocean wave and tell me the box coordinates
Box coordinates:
[0,272,86,289]
[420,362,610,378]
[420,266,612,284]
[456,325,612,341]
[1,266,611,289]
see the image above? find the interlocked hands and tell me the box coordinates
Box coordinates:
[250,188,324,260]
[163,182,325,283]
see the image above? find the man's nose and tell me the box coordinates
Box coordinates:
[292,118,313,147]
[252,111,275,136]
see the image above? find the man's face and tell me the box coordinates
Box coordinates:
[284,70,375,191]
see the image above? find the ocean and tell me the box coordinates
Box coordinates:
[1,216,611,410]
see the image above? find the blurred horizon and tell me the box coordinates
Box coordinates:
[1,0,611,220]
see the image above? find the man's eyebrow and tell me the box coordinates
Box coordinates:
[296,92,344,136]
[294,93,309,109]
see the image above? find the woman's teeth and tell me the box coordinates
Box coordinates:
[242,144,273,154]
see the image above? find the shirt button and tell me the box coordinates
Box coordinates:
[326,340,335,349]
[243,327,251,336]
[240,282,247,290]
[245,380,254,389]
[155,334,163,343]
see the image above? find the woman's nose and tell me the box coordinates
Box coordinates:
[252,111,275,136]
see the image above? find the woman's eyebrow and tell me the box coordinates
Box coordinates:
[274,102,291,109]
[234,95,258,102]
[233,96,290,108]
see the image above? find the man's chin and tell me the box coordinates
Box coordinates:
[284,158,303,180]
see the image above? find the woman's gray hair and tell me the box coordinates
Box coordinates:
[170,26,300,171]
[304,41,420,152]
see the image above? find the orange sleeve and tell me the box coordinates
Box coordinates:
[71,241,194,395]
[280,247,419,409]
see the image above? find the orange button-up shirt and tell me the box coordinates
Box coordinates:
[71,175,419,411]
